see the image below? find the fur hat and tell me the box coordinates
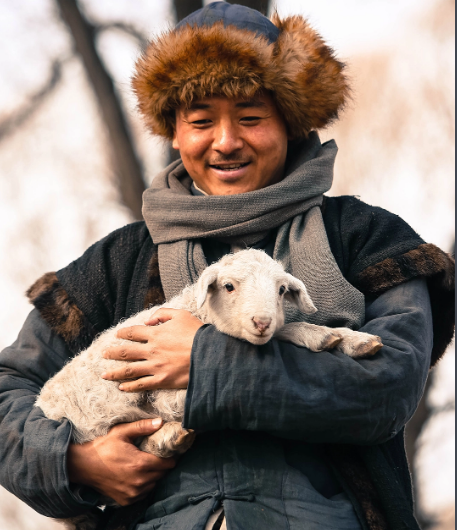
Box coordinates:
[132,2,349,140]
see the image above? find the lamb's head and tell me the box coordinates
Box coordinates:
[195,249,317,345]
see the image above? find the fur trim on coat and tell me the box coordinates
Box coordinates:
[356,243,455,367]
[132,14,349,139]
[26,272,97,355]
[26,251,166,356]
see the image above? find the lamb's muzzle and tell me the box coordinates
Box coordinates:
[252,315,272,333]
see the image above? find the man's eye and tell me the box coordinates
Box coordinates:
[191,119,212,126]
[241,116,261,123]
[225,283,235,292]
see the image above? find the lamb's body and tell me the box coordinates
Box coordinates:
[37,249,383,459]
[36,283,205,452]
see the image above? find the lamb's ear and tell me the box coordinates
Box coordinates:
[285,274,317,314]
[196,266,220,309]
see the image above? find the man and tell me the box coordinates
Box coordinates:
[0,3,454,530]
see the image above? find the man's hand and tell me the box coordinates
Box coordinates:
[67,419,176,506]
[101,309,204,392]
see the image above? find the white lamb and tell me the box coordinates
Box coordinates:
[36,249,382,516]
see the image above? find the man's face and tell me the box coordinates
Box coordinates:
[172,93,289,195]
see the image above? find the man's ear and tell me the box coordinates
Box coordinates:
[196,266,220,309]
[285,274,317,314]
[172,130,179,150]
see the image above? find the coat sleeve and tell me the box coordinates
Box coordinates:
[323,195,454,366]
[0,310,100,518]
[183,278,433,445]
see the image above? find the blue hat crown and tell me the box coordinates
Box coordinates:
[177,1,279,44]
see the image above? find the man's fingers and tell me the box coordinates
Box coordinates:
[113,418,163,440]
[145,308,178,326]
[116,325,153,342]
[103,344,150,361]
[142,455,177,472]
[118,376,158,392]
[102,361,155,381]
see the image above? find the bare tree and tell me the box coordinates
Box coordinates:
[0,58,66,142]
[405,377,436,529]
[174,0,203,21]
[56,0,146,220]
[97,22,149,49]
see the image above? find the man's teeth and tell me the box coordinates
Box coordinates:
[213,163,247,170]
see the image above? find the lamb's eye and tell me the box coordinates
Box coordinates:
[225,283,235,292]
[279,286,286,295]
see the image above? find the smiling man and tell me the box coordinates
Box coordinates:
[0,3,454,530]
[173,94,289,195]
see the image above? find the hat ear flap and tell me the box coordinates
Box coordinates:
[285,274,317,314]
[196,265,220,309]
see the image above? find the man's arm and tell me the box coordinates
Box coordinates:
[0,310,174,516]
[103,278,433,445]
[0,310,99,517]
[183,278,433,445]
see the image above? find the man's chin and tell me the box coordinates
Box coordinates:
[200,167,266,195]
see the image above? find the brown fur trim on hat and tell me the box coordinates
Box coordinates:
[132,15,349,139]
[356,243,455,367]
[26,272,97,354]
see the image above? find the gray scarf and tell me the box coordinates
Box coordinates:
[143,133,365,328]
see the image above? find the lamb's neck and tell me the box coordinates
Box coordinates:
[165,284,212,324]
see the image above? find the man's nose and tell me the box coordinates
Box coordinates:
[212,123,244,154]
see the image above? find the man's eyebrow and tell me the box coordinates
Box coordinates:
[184,100,268,112]
[235,99,268,109]
[185,103,212,111]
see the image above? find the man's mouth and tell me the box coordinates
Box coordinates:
[209,162,250,171]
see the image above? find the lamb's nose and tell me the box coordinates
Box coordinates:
[252,317,272,332]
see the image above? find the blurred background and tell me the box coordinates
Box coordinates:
[0,0,454,528]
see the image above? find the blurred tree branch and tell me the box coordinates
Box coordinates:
[97,22,149,49]
[405,376,435,529]
[174,0,203,22]
[0,58,66,142]
[56,0,146,220]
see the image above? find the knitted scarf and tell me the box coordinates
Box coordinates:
[143,133,365,328]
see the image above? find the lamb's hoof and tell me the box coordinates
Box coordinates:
[318,333,343,351]
[353,337,383,357]
[140,422,196,458]
[174,428,196,453]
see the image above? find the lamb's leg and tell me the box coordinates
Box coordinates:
[332,328,383,358]
[140,421,196,458]
[275,322,343,352]
[276,322,383,358]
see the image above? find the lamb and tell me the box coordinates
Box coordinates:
[36,249,382,525]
